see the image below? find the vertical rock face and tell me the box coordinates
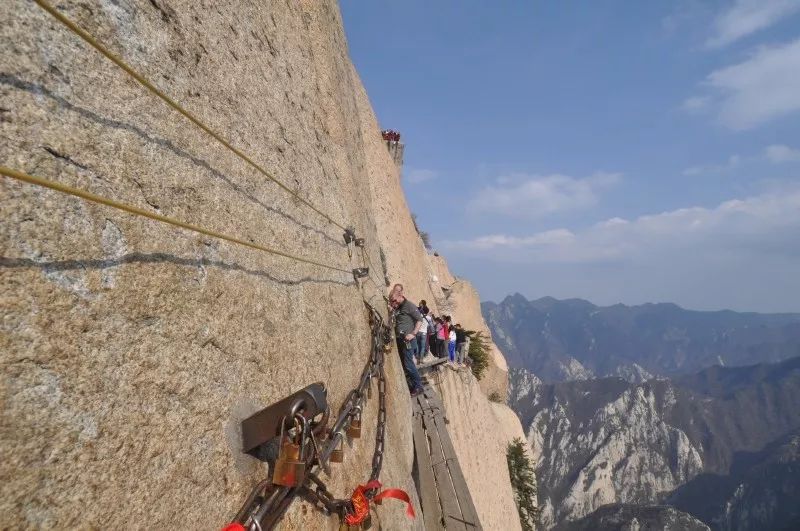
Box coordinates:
[436,367,527,531]
[1,1,524,529]
[1,1,419,528]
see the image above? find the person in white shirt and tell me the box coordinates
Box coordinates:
[448,327,457,363]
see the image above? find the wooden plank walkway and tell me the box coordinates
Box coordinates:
[417,356,447,373]
[411,376,482,530]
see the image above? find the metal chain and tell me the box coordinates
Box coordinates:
[368,313,387,488]
[230,300,391,529]
[305,302,391,523]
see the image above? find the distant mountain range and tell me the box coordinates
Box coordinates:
[508,357,800,530]
[483,294,800,382]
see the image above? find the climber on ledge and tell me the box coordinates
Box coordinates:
[389,288,425,397]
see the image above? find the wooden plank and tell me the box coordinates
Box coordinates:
[412,406,445,530]
[411,383,482,529]
[423,386,446,411]
[431,413,482,529]
[422,383,482,529]
[423,400,467,530]
[417,357,447,372]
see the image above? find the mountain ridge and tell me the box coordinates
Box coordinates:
[483,294,800,382]
[486,293,800,318]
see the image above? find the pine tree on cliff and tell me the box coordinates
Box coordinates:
[465,330,490,380]
[507,438,540,531]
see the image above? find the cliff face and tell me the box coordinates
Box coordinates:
[0,1,523,529]
[435,366,528,531]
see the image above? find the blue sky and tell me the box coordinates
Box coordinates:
[340,0,800,313]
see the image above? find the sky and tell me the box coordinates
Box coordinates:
[339,0,800,313]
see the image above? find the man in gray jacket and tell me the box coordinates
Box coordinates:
[389,289,424,396]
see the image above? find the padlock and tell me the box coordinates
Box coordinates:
[347,408,362,439]
[330,434,344,463]
[364,375,372,401]
[272,417,306,487]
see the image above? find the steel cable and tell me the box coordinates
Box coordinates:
[32,0,349,233]
[0,165,352,274]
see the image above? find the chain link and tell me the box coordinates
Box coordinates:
[230,300,392,529]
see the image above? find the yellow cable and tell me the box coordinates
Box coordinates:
[32,0,348,232]
[1,165,352,274]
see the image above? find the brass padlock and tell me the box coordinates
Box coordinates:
[272,417,306,487]
[330,434,344,463]
[347,408,362,439]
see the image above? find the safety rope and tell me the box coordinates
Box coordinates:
[0,165,352,275]
[32,0,348,233]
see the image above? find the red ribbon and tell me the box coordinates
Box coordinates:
[344,480,415,525]
[374,488,416,518]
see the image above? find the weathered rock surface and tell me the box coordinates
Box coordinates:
[0,1,522,529]
[435,365,529,531]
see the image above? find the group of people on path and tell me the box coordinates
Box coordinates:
[381,129,401,143]
[389,283,469,396]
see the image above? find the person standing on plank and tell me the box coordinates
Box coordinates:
[416,299,430,363]
[448,325,457,364]
[455,324,468,366]
[389,289,424,396]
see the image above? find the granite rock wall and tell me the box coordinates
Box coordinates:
[1,1,520,529]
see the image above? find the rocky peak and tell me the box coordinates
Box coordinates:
[510,358,800,528]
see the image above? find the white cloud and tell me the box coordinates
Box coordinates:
[467,172,621,218]
[444,187,800,265]
[696,38,800,129]
[459,229,576,251]
[765,144,800,163]
[707,0,800,48]
[681,96,710,113]
[405,168,437,184]
[682,154,741,176]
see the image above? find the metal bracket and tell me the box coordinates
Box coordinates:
[352,267,369,280]
[241,382,328,458]
[343,227,357,245]
[354,237,365,248]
